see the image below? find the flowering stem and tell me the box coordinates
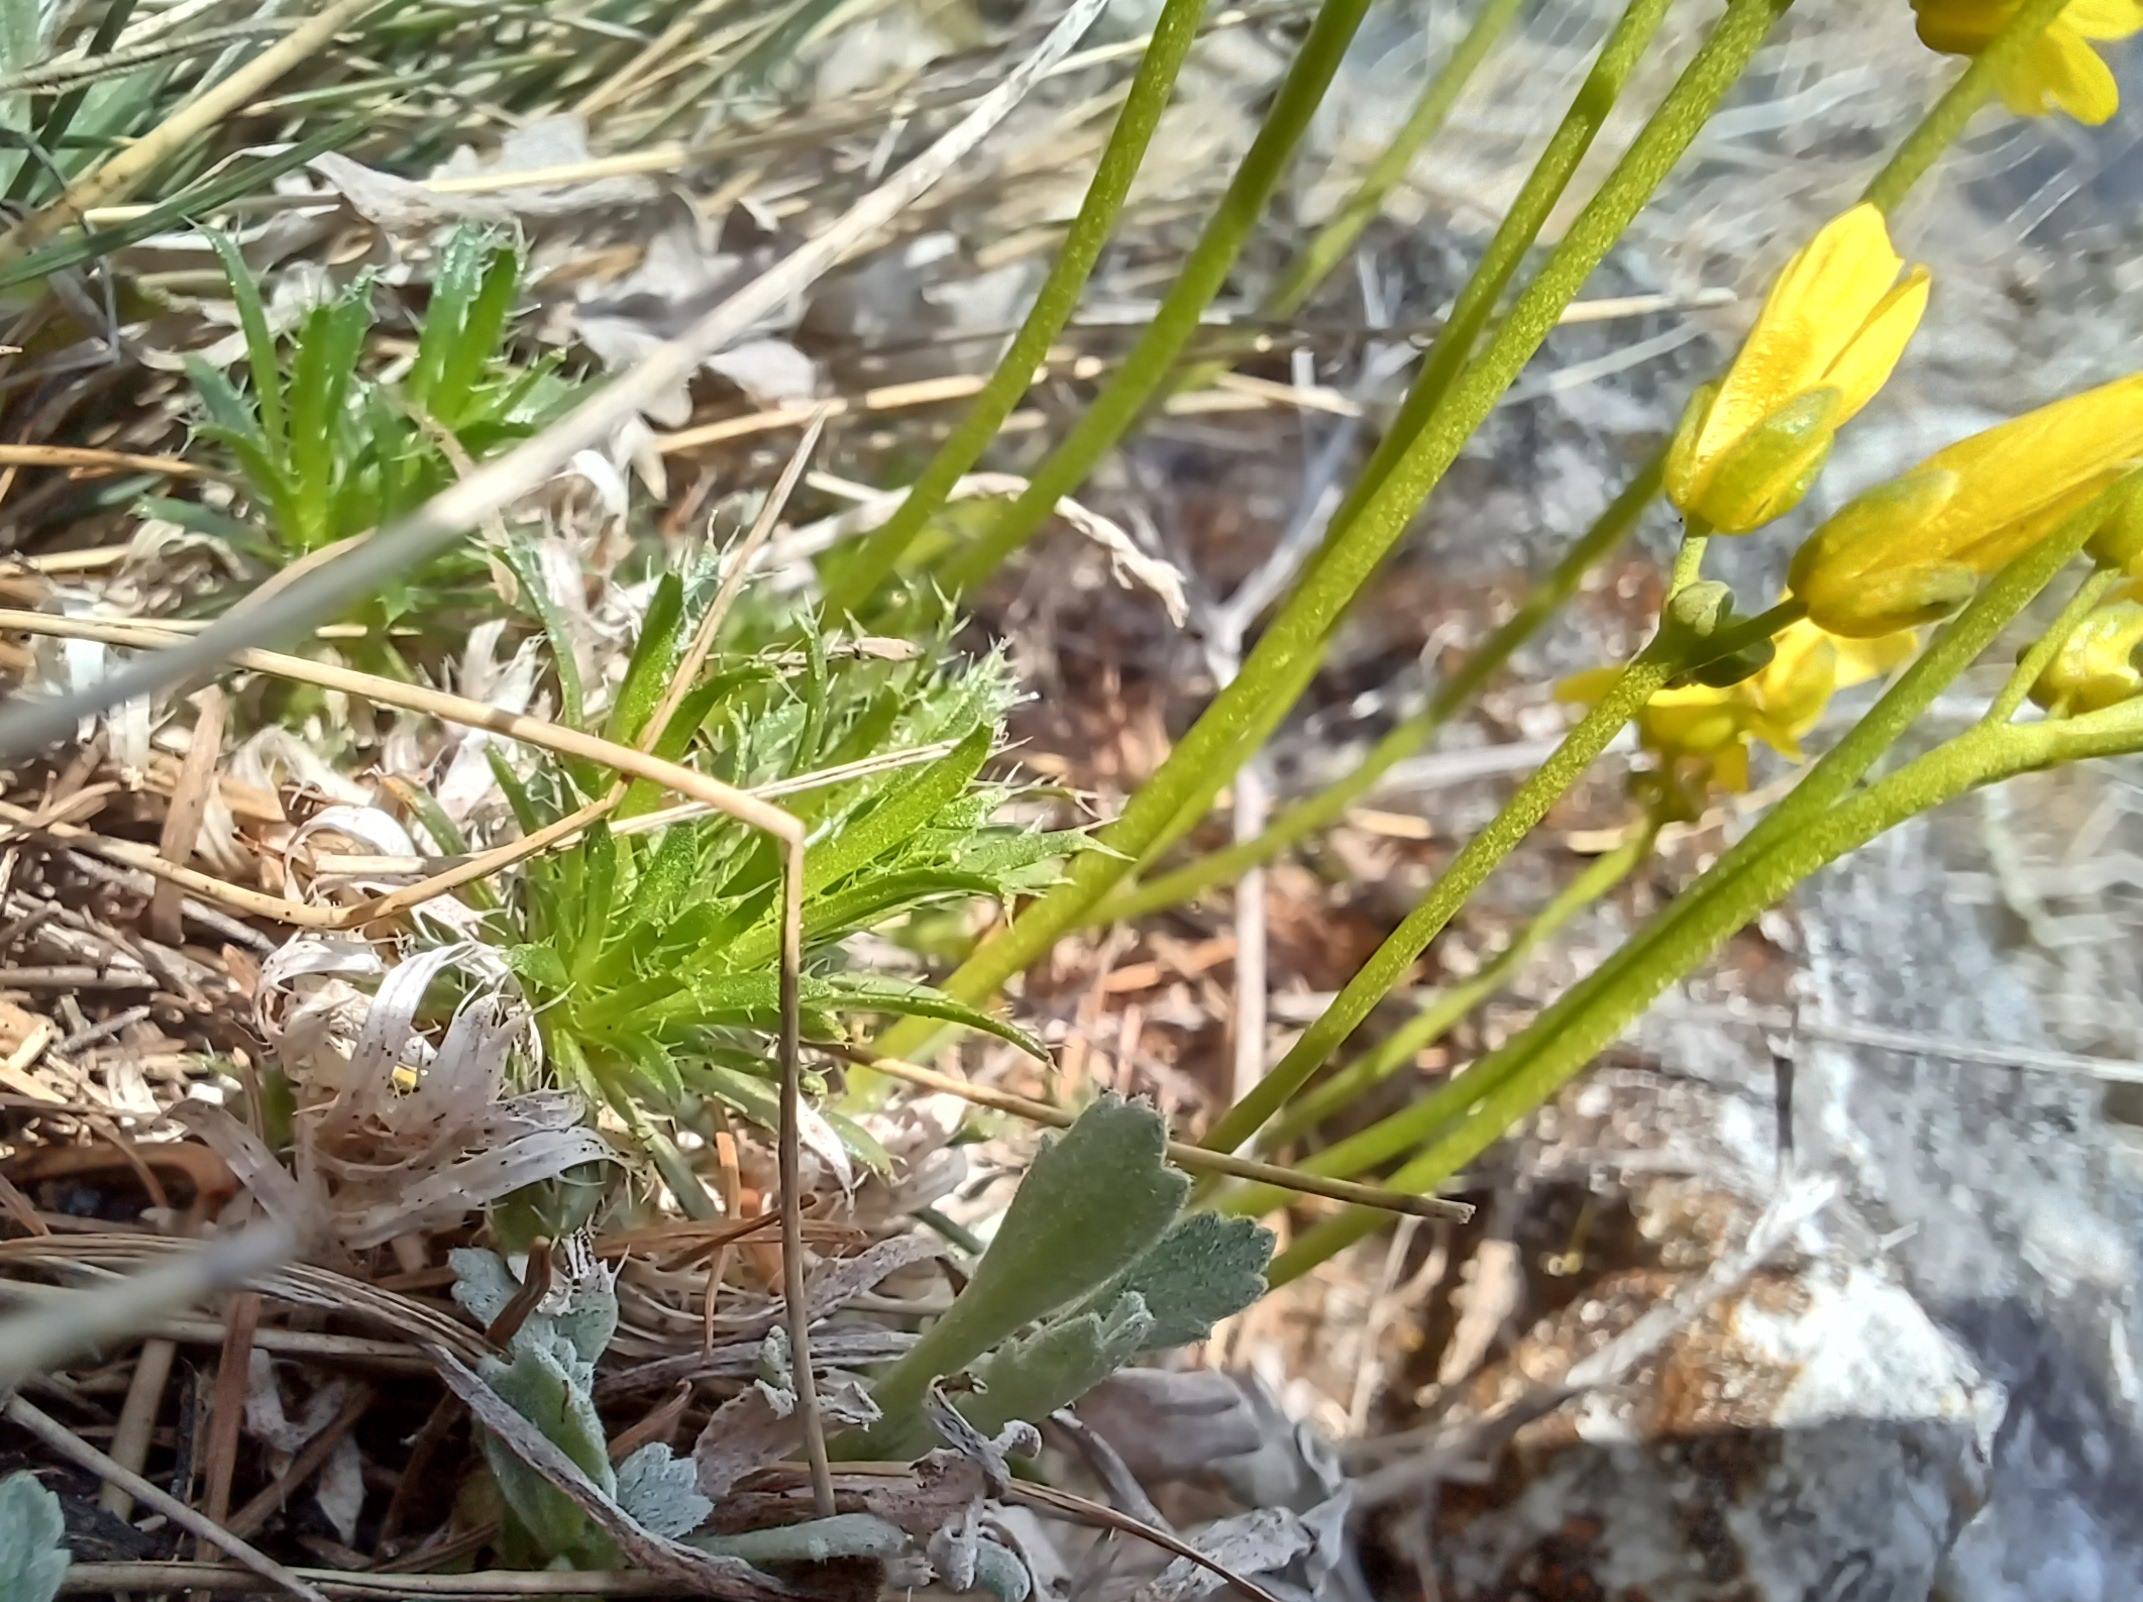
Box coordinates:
[1859,0,2075,215]
[871,0,1792,1067]
[1094,451,1664,925]
[1667,527,1709,593]
[1254,527,2109,1268]
[1311,0,1679,553]
[1198,642,1677,1158]
[1668,596,1806,685]
[1259,0,1529,322]
[934,0,1382,598]
[1987,567,2120,724]
[1264,695,2143,1283]
[820,0,1209,616]
[1253,820,1655,1156]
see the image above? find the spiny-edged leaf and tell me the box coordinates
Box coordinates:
[961,1292,1155,1442]
[803,723,990,896]
[822,1105,893,1173]
[616,669,751,820]
[689,1060,781,1132]
[945,828,1097,884]
[618,1030,683,1106]
[505,942,569,995]
[185,355,260,440]
[202,229,285,454]
[614,1443,710,1540]
[1080,1212,1273,1351]
[567,825,617,979]
[287,284,372,522]
[723,868,1002,972]
[488,747,546,835]
[605,573,686,748]
[498,539,584,729]
[852,1095,1186,1450]
[0,1469,69,1602]
[809,972,1045,1061]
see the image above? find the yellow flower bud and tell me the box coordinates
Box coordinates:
[2086,474,2143,578]
[1789,373,2143,638]
[1557,615,1915,796]
[2029,590,2143,714]
[1912,0,2143,125]
[1665,206,1929,534]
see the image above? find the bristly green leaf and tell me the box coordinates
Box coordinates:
[810,972,1046,1061]
[1080,1211,1273,1350]
[851,1095,1187,1453]
[203,227,286,457]
[605,572,687,748]
[804,724,992,896]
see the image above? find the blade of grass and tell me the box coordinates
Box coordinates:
[933,0,1383,596]
[875,0,1793,1065]
[0,0,1117,759]
[820,0,1208,615]
[0,0,382,264]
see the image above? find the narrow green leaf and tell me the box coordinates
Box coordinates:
[203,228,285,456]
[810,972,1045,1061]
[605,573,686,748]
[805,724,990,896]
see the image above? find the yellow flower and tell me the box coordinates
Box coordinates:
[1912,0,2143,125]
[1788,373,2143,637]
[1558,617,1916,794]
[2029,587,2143,713]
[1665,205,1929,534]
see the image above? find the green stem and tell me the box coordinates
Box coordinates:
[1198,639,1678,1157]
[1267,719,2037,1282]
[1260,0,1528,321]
[1256,821,1653,1154]
[1117,0,1676,874]
[1095,449,1663,926]
[820,0,1209,616]
[874,0,1791,1068]
[1269,691,2143,1283]
[1239,518,2099,1202]
[935,0,1383,597]
[1667,528,1709,593]
[1858,0,2073,214]
[1307,0,1679,567]
[1988,567,2120,725]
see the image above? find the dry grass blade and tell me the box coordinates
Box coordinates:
[6,1394,327,1602]
[1005,1477,1292,1602]
[824,1045,1473,1221]
[0,1220,292,1391]
[0,0,381,264]
[427,1346,788,1600]
[57,1565,683,1596]
[0,444,210,476]
[0,0,1117,760]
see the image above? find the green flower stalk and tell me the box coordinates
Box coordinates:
[821,0,1208,616]
[873,0,1797,1068]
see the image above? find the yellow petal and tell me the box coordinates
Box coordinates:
[2006,26,2121,122]
[1693,206,1904,471]
[1922,373,2143,556]
[1710,741,1752,794]
[2063,0,2143,42]
[1822,266,1930,425]
[1831,627,1918,687]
